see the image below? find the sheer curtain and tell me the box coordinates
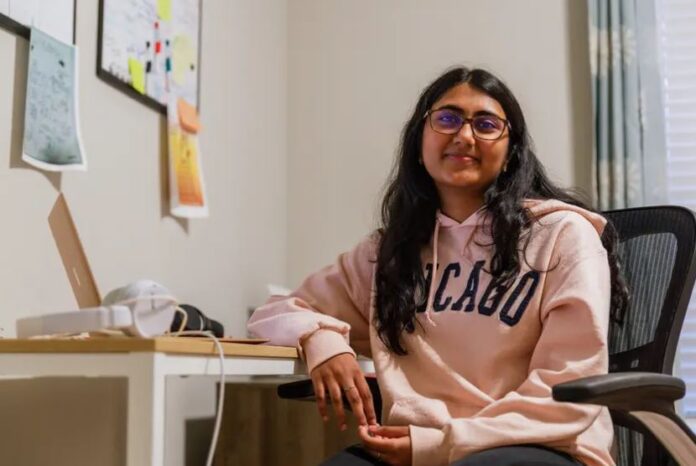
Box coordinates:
[587,0,667,210]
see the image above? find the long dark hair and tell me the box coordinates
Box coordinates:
[375,67,628,355]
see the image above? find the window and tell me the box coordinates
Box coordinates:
[657,0,696,429]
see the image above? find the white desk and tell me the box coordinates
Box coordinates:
[0,337,302,466]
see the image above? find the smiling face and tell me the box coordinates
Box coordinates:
[421,83,510,202]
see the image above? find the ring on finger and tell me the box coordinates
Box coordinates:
[342,385,356,392]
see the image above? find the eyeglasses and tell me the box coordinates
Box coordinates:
[424,108,509,141]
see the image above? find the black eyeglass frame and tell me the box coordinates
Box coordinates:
[423,109,511,141]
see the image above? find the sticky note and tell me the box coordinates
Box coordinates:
[128,58,145,94]
[177,98,201,133]
[172,35,195,85]
[157,0,172,21]
[171,130,204,206]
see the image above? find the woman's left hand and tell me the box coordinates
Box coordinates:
[358,425,412,466]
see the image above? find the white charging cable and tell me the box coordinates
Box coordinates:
[171,307,225,466]
[97,298,225,465]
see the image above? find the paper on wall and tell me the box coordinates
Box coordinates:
[22,27,86,171]
[167,96,208,218]
[100,0,199,107]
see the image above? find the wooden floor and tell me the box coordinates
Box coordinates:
[216,380,361,466]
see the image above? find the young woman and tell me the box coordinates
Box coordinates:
[248,67,627,466]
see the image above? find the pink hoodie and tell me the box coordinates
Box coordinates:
[248,199,615,466]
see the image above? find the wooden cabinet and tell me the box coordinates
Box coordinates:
[216,380,360,466]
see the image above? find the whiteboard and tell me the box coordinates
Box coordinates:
[97,0,201,113]
[0,0,76,44]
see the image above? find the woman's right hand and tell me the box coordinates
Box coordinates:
[310,352,378,430]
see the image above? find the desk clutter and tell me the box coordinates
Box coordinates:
[18,193,223,342]
[16,192,236,346]
[9,188,270,466]
[10,278,276,466]
[16,279,224,340]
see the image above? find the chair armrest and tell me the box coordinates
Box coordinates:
[277,378,316,400]
[278,375,383,422]
[554,373,696,465]
[552,372,685,413]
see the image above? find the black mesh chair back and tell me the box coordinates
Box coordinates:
[603,206,696,466]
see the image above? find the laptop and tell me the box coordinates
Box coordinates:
[48,193,101,309]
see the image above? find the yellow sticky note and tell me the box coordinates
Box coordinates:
[128,58,145,94]
[172,35,195,85]
[157,0,172,21]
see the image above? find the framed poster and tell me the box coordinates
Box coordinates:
[0,0,76,44]
[97,0,201,114]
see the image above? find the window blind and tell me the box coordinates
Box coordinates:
[657,0,696,423]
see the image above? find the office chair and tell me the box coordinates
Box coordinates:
[553,206,696,466]
[279,206,696,466]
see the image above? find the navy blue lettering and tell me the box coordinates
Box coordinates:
[416,263,435,313]
[452,260,485,312]
[478,278,509,316]
[500,271,540,326]
[434,263,461,312]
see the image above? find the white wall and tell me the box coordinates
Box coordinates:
[286,0,592,284]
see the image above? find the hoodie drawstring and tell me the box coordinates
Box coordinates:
[424,218,440,327]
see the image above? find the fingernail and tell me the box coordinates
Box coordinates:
[341,424,347,431]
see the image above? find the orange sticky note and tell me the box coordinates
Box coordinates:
[171,130,204,206]
[177,98,201,133]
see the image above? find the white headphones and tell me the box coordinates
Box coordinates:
[16,280,178,338]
